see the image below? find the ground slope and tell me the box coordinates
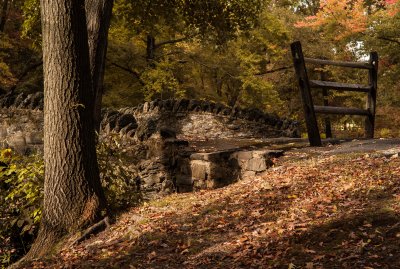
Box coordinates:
[26,143,400,269]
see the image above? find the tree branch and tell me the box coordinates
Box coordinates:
[155,37,190,48]
[377,36,400,46]
[106,59,145,86]
[256,66,292,76]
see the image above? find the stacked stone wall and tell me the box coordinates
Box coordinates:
[104,98,300,140]
[0,95,299,196]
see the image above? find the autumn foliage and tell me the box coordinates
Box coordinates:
[295,0,367,40]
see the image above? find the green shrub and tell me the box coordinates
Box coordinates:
[97,134,143,211]
[0,136,142,267]
[0,149,44,268]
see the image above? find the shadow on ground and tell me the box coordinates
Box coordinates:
[27,153,400,269]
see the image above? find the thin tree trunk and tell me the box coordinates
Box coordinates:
[85,0,114,131]
[146,34,156,61]
[0,0,9,32]
[25,0,107,259]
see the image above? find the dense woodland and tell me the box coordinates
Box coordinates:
[0,0,399,135]
[1,0,400,268]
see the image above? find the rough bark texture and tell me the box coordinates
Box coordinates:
[26,0,107,259]
[85,0,114,131]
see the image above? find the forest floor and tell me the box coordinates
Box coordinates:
[25,140,400,269]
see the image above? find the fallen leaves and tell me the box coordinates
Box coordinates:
[21,151,400,269]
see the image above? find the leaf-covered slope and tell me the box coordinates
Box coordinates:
[26,150,400,269]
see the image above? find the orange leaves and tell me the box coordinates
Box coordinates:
[385,0,400,16]
[295,0,368,40]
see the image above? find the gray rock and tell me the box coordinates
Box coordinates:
[191,160,209,180]
[135,119,157,141]
[13,93,26,108]
[8,132,27,154]
[115,113,137,132]
[245,158,268,172]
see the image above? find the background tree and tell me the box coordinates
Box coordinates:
[104,0,291,111]
[86,0,114,130]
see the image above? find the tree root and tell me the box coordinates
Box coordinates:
[72,216,111,245]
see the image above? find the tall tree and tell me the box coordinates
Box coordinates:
[25,0,108,259]
[86,0,114,130]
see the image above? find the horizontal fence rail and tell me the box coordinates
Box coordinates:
[309,80,372,93]
[304,57,374,70]
[313,106,371,116]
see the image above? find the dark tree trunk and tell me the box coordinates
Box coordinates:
[0,0,9,32]
[146,34,156,61]
[25,0,107,259]
[85,0,114,131]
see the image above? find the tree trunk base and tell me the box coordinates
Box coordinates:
[10,225,65,268]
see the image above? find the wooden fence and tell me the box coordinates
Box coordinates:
[291,41,378,146]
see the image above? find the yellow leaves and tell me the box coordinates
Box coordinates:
[1,148,12,159]
[287,194,298,199]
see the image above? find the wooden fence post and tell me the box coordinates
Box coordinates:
[365,52,378,138]
[320,64,332,138]
[291,41,322,146]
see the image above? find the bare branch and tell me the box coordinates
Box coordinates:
[106,59,145,86]
[155,37,190,48]
[256,66,293,76]
[377,36,400,46]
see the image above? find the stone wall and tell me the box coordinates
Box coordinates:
[179,148,284,192]
[104,98,300,140]
[0,94,299,197]
[0,92,44,110]
[0,108,43,154]
[0,94,299,143]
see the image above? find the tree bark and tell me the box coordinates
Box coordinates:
[0,0,9,32]
[146,34,156,61]
[25,0,107,259]
[85,0,114,131]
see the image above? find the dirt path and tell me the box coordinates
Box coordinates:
[297,138,400,155]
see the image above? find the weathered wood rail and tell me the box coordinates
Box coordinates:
[291,41,378,146]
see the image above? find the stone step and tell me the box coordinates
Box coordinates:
[176,147,284,192]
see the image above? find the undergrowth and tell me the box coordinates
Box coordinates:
[0,135,142,268]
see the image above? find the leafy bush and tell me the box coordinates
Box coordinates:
[0,149,44,268]
[0,136,142,267]
[97,134,143,211]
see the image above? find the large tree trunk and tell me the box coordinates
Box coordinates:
[85,0,114,131]
[25,0,107,259]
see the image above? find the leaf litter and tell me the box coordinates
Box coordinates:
[26,151,400,268]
